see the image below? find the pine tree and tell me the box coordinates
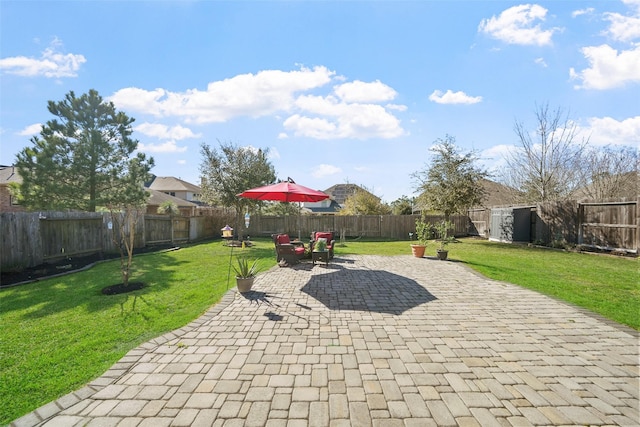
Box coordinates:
[14,89,154,212]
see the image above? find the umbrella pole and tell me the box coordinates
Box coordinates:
[298,202,301,241]
[226,243,234,290]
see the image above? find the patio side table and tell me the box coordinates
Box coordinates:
[312,250,329,266]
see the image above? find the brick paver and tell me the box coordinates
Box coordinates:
[11,255,639,427]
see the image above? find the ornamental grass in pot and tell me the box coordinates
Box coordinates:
[232,256,261,292]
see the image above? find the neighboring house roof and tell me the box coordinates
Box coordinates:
[146,189,198,208]
[477,178,517,208]
[304,199,342,214]
[148,176,201,193]
[323,184,377,206]
[0,165,22,185]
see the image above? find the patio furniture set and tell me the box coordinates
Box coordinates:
[273,231,335,266]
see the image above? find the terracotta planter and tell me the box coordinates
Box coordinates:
[411,244,427,258]
[236,277,255,292]
[436,250,448,260]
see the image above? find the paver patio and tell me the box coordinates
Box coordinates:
[12,255,639,427]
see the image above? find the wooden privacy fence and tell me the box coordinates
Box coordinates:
[579,200,638,252]
[0,212,234,270]
[1,212,466,270]
[5,201,635,271]
[246,214,468,241]
[468,199,639,253]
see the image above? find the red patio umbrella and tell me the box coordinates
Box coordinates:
[238,178,329,239]
[237,179,329,203]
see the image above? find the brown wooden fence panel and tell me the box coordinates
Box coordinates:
[40,215,104,260]
[468,209,490,237]
[579,201,637,252]
[173,217,190,242]
[302,216,336,237]
[1,212,42,270]
[145,216,172,244]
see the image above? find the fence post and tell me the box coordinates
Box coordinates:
[637,196,640,253]
[577,203,584,246]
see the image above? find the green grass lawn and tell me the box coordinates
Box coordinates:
[1,236,637,424]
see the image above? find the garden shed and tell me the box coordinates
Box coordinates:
[489,207,533,243]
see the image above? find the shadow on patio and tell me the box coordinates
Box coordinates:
[300,267,437,315]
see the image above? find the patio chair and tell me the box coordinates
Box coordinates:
[310,231,336,259]
[272,234,306,264]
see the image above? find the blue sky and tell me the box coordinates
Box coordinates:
[1,1,638,203]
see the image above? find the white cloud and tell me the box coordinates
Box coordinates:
[312,164,342,178]
[572,8,595,18]
[17,123,42,136]
[579,116,640,146]
[334,80,397,103]
[111,66,335,124]
[534,57,548,67]
[138,140,188,153]
[570,44,640,89]
[177,160,187,165]
[480,144,517,176]
[386,104,407,111]
[135,122,201,140]
[603,0,640,42]
[0,38,85,78]
[112,66,407,140]
[478,4,559,46]
[285,95,405,139]
[283,115,338,140]
[268,147,281,159]
[429,90,482,105]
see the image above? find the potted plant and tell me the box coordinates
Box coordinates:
[232,256,260,292]
[435,220,455,260]
[411,216,431,258]
[315,238,328,252]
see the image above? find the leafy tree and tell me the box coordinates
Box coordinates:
[504,103,587,203]
[157,200,180,215]
[390,196,414,215]
[412,135,487,220]
[338,187,391,215]
[13,89,154,212]
[260,201,302,216]
[200,141,276,239]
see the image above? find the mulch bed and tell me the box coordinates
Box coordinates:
[1,245,177,288]
[101,282,145,295]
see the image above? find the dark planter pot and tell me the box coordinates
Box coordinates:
[436,250,449,260]
[236,277,255,292]
[411,244,427,258]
